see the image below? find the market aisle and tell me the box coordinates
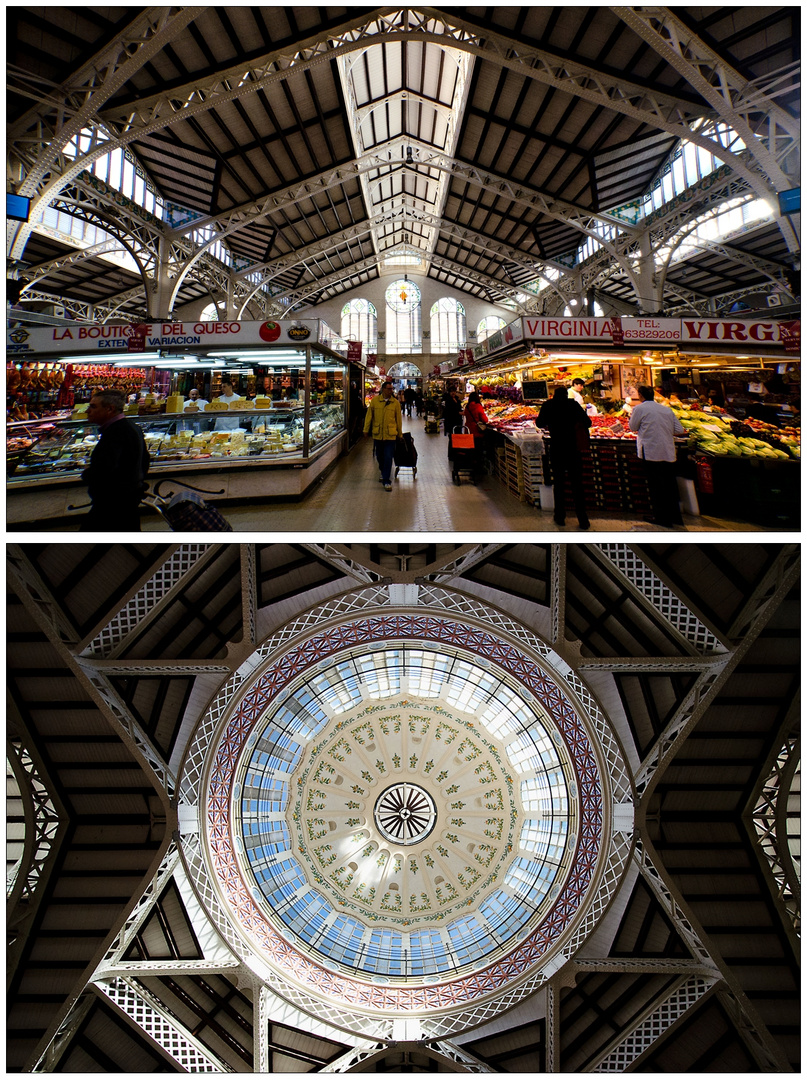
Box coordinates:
[218,413,542,533]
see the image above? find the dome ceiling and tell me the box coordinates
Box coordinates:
[190,604,632,1036]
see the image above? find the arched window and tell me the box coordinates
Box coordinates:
[385,279,422,354]
[477,316,506,343]
[200,302,222,321]
[430,298,466,353]
[341,299,377,351]
[386,362,422,379]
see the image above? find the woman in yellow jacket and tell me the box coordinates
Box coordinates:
[363,380,403,490]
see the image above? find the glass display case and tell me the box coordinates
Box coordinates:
[7,403,345,481]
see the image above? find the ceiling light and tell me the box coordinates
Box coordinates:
[71,352,162,363]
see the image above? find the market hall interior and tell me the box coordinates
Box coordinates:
[6,7,800,534]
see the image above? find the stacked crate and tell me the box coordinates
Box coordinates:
[552,441,652,514]
[513,434,545,506]
[501,439,525,502]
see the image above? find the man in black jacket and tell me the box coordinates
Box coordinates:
[81,390,150,531]
[537,387,592,530]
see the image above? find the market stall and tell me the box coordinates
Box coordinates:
[7,319,355,525]
[460,315,799,526]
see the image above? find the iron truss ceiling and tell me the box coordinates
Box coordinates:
[6,7,800,323]
[6,541,800,1073]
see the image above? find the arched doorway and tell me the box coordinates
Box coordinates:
[386,361,423,381]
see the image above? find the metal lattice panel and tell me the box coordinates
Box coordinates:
[752,731,801,935]
[593,976,714,1071]
[95,976,226,1072]
[93,843,181,974]
[76,660,176,796]
[82,545,211,658]
[6,741,62,904]
[596,545,725,654]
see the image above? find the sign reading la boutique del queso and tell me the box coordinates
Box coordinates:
[6,319,323,355]
[469,315,800,361]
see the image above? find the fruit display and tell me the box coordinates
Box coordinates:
[671,405,799,460]
[588,415,637,440]
[483,401,540,431]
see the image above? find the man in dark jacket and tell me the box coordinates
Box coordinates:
[81,389,150,531]
[537,387,591,529]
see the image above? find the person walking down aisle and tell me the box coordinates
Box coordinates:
[537,387,592,529]
[442,389,462,437]
[629,385,686,527]
[81,389,150,531]
[363,380,403,490]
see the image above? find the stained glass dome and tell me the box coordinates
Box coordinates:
[184,589,633,1036]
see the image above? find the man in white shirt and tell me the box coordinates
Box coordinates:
[215,379,239,405]
[183,388,208,411]
[569,378,586,407]
[213,378,241,430]
[628,385,686,527]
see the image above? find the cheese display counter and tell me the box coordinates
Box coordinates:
[7,402,346,525]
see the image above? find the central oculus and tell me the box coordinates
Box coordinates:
[374,782,437,845]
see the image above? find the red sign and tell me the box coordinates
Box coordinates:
[347,340,362,362]
[610,317,624,347]
[779,321,800,353]
[127,323,149,352]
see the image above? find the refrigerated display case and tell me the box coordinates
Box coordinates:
[7,402,347,525]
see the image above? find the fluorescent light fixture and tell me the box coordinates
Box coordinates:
[72,352,162,363]
[213,350,306,360]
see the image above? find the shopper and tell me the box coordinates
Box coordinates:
[537,387,591,529]
[81,389,150,531]
[628,384,686,527]
[464,391,490,471]
[404,385,416,417]
[363,380,403,490]
[442,389,462,437]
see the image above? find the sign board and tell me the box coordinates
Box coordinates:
[7,319,332,357]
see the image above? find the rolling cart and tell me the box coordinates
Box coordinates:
[394,432,418,478]
[423,398,441,434]
[449,427,477,485]
[143,478,233,531]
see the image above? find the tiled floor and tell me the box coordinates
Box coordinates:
[42,413,787,534]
